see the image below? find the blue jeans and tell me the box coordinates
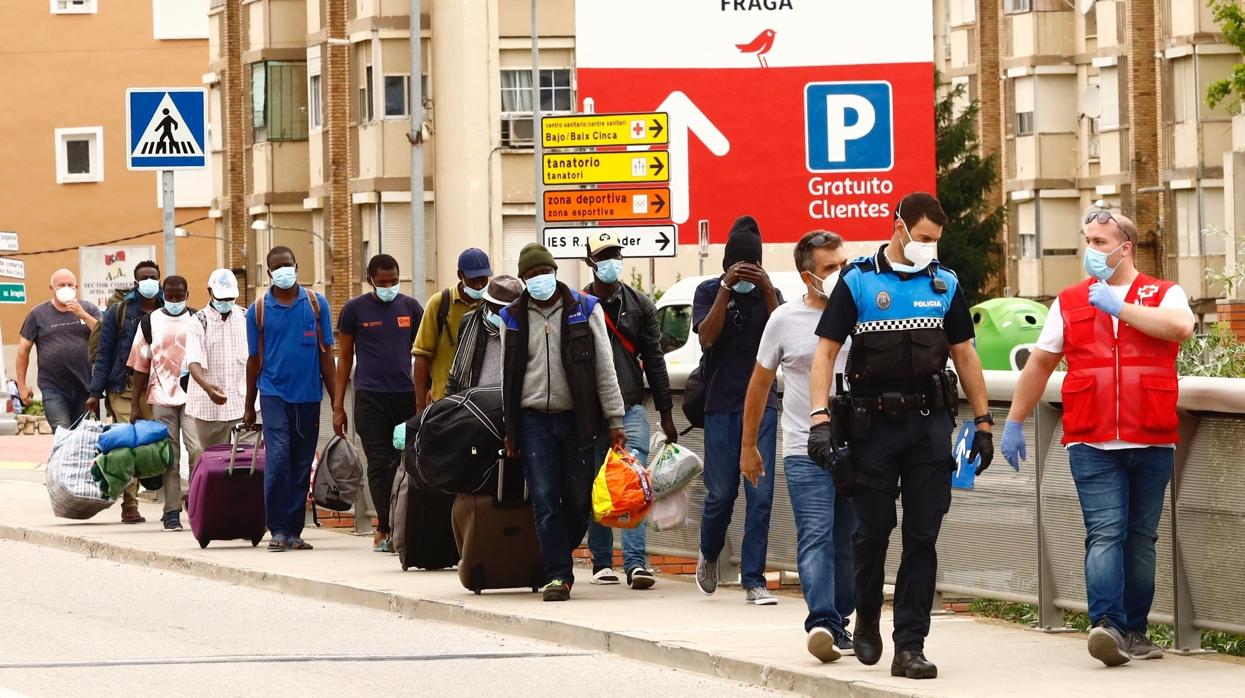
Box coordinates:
[1068,445,1173,633]
[260,396,320,539]
[588,404,651,573]
[700,408,777,589]
[521,409,597,586]
[41,385,88,432]
[785,455,856,638]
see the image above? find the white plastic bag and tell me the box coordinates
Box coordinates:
[647,485,690,531]
[647,435,704,499]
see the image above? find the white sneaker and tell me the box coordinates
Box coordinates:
[807,627,841,663]
[591,567,620,585]
[745,587,778,605]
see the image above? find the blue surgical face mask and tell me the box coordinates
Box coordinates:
[462,283,485,300]
[270,266,298,289]
[373,282,399,303]
[164,300,187,316]
[137,279,160,299]
[594,259,624,284]
[526,273,558,301]
[732,280,756,294]
[484,309,502,329]
[211,298,234,315]
[1083,242,1126,282]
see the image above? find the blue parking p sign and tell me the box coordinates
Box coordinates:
[126,88,207,171]
[804,81,894,173]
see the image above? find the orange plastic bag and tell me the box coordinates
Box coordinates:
[591,447,654,529]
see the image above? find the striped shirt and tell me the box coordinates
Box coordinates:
[185,305,248,422]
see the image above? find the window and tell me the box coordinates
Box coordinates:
[1087,116,1101,160]
[1004,0,1031,14]
[54,127,103,183]
[252,61,309,142]
[308,74,323,130]
[1015,111,1035,136]
[657,305,692,354]
[359,65,374,122]
[51,0,95,14]
[384,75,409,117]
[1084,4,1097,38]
[1019,232,1039,258]
[499,68,574,147]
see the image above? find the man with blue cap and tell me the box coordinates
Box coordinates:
[412,248,492,411]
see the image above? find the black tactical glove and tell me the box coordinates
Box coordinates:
[970,428,994,476]
[808,421,855,497]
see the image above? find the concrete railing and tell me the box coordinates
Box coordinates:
[644,371,1245,652]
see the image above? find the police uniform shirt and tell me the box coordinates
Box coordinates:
[815,244,975,356]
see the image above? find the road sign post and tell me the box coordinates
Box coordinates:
[126,87,208,277]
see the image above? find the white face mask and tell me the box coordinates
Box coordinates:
[894,219,938,272]
[54,286,77,304]
[806,269,840,299]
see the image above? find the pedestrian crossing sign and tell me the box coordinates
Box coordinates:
[126,88,207,171]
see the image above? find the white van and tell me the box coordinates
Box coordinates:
[653,272,810,390]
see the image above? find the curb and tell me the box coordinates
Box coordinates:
[0,524,934,698]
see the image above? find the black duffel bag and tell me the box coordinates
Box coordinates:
[407,385,503,495]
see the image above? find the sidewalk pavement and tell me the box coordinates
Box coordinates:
[0,435,52,470]
[2,474,1242,698]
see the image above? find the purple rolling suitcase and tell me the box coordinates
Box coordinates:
[187,424,266,549]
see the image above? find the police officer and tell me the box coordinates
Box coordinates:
[807,192,994,680]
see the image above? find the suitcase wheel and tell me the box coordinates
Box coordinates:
[251,536,262,547]
[198,538,209,549]
[531,587,539,593]
[473,589,482,595]
[402,563,410,571]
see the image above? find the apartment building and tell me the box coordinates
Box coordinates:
[946,0,1239,310]
[0,1,217,387]
[207,0,584,313]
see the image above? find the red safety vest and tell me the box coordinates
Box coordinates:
[1058,274,1181,445]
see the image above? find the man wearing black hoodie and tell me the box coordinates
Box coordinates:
[692,216,783,605]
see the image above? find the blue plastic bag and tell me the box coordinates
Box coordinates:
[951,420,980,490]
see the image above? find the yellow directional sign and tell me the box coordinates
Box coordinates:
[542,112,668,148]
[543,151,670,186]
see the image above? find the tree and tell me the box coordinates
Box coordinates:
[1207,1,1245,113]
[935,77,1005,304]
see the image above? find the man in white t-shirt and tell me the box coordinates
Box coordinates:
[740,231,855,663]
[128,275,199,532]
[1002,211,1194,667]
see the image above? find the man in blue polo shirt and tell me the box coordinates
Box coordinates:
[243,246,336,552]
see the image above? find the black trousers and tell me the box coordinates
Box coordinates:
[353,389,418,534]
[850,410,953,653]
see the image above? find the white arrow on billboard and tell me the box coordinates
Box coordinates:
[654,91,730,224]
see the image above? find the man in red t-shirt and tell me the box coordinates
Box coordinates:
[1002,210,1194,667]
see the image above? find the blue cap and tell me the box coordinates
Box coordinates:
[457,248,492,279]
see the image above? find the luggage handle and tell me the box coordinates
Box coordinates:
[228,423,264,476]
[496,450,528,504]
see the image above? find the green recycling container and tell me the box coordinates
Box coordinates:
[971,298,1049,371]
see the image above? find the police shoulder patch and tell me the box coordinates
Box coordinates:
[875,290,893,310]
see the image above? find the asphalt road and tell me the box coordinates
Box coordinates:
[0,539,787,698]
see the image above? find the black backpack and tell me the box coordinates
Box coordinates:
[408,385,503,495]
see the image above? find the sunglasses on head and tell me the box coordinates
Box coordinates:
[1084,209,1135,243]
[1084,209,1116,226]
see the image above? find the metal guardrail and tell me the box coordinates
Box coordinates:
[644,371,1245,652]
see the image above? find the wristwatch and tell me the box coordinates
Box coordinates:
[810,408,830,419]
[973,414,995,426]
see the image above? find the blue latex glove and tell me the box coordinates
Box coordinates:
[1088,281,1123,317]
[392,423,406,451]
[1001,419,1026,471]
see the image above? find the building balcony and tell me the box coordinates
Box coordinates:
[1004,8,1075,62]
[250,140,311,198]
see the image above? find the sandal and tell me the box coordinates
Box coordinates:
[267,535,288,552]
[288,538,314,550]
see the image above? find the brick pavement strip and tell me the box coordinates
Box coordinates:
[0,477,1242,698]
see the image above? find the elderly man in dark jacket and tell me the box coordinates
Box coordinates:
[580,230,678,591]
